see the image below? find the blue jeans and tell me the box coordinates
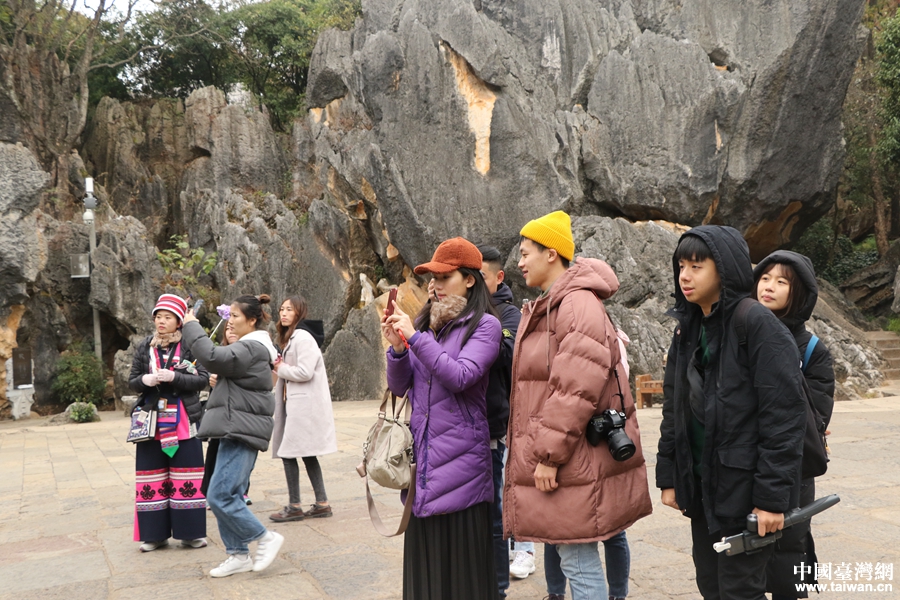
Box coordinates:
[207,439,266,555]
[546,533,630,597]
[555,542,607,600]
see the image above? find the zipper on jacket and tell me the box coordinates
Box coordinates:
[457,394,475,432]
[505,300,531,494]
[419,377,433,496]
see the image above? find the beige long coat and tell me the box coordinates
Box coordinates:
[271,328,338,458]
[503,258,652,543]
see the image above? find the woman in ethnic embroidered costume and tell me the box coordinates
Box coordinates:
[128,294,210,552]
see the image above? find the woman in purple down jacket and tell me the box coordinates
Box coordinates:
[382,237,502,600]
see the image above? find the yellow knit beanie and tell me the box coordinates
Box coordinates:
[520,210,574,261]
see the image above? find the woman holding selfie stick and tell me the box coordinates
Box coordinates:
[182,294,284,578]
[382,237,502,600]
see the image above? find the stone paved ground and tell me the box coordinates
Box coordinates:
[1,396,899,600]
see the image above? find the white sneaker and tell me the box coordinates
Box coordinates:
[509,551,536,579]
[139,539,169,552]
[180,538,208,549]
[253,530,284,572]
[210,554,253,578]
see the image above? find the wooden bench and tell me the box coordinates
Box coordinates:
[635,374,663,409]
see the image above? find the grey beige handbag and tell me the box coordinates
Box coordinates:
[356,390,416,536]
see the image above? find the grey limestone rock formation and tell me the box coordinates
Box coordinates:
[0,143,49,417]
[83,87,362,344]
[323,304,387,401]
[0,143,49,308]
[304,0,866,266]
[0,1,879,411]
[840,242,900,315]
[79,87,376,400]
[892,266,900,314]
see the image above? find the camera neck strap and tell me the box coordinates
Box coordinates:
[611,363,627,414]
[594,291,627,415]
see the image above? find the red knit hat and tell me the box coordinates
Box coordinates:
[414,237,483,275]
[153,294,187,323]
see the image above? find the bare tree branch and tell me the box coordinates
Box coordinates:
[88,25,211,71]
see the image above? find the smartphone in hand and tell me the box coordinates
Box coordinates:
[192,299,205,316]
[384,288,398,317]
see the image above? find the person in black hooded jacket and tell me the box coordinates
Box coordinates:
[754,250,835,600]
[477,245,522,598]
[656,226,807,600]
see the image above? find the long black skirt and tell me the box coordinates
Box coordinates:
[403,501,500,600]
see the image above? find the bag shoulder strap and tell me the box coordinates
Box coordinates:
[365,464,416,537]
[802,336,819,374]
[732,297,757,346]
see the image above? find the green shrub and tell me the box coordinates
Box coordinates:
[792,218,879,285]
[822,236,879,284]
[69,401,99,423]
[792,218,836,275]
[52,346,106,405]
[157,234,217,286]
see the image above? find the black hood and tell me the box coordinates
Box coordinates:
[753,250,818,325]
[297,319,325,348]
[671,225,753,319]
[491,282,515,307]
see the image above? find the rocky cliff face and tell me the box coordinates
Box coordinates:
[0,143,49,416]
[0,0,881,411]
[304,0,866,264]
[80,87,376,400]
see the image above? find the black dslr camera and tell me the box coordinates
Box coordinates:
[585,366,636,462]
[586,409,636,461]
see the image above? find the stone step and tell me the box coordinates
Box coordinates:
[872,337,900,351]
[885,357,900,370]
[882,368,900,380]
[865,331,900,341]
[881,348,900,360]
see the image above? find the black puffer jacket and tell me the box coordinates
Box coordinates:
[128,335,209,424]
[487,283,521,440]
[656,226,806,534]
[754,250,836,598]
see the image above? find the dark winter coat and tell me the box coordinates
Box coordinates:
[753,250,835,427]
[182,321,277,452]
[656,226,807,534]
[128,335,209,424]
[486,283,521,440]
[754,250,836,597]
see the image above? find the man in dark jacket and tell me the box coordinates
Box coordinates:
[478,245,522,599]
[656,226,807,600]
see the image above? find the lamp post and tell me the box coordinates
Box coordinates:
[83,178,102,363]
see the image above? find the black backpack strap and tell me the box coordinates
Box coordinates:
[732,297,758,346]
